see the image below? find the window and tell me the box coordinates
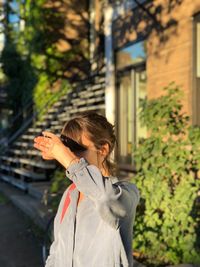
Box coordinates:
[116,41,147,165]
[193,13,200,125]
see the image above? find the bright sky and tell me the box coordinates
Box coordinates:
[9,0,20,24]
[122,41,146,60]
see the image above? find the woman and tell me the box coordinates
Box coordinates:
[34,111,140,267]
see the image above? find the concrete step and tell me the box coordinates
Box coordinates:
[48,106,62,113]
[50,120,60,126]
[21,134,35,140]
[69,95,104,109]
[65,104,101,115]
[1,156,55,169]
[0,174,27,190]
[8,148,40,157]
[78,88,104,98]
[15,141,33,148]
[42,113,56,120]
[50,125,63,131]
[53,100,65,107]
[0,165,46,180]
[35,120,49,127]
[28,128,42,133]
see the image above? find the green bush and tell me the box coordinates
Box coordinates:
[33,77,70,121]
[133,83,200,266]
[49,167,71,213]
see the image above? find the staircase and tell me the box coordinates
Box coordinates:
[0,74,105,194]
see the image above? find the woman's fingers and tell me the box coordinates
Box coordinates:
[33,131,64,161]
[34,141,49,152]
[42,131,58,140]
[34,136,52,146]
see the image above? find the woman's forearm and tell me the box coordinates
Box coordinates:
[55,145,79,169]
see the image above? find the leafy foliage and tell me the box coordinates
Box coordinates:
[49,167,71,212]
[133,83,200,265]
[1,0,89,134]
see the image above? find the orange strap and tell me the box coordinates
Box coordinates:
[60,183,76,223]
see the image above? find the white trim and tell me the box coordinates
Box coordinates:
[89,0,95,66]
[197,22,200,77]
[104,5,115,126]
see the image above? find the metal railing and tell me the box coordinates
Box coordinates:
[0,84,69,153]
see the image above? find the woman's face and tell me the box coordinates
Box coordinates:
[77,133,101,166]
[77,133,109,176]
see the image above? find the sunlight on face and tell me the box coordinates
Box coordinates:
[77,133,100,166]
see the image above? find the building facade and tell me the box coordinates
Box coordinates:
[89,0,200,174]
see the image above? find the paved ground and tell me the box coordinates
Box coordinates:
[0,193,43,267]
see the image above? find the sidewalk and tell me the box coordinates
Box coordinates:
[0,190,43,267]
[0,180,53,230]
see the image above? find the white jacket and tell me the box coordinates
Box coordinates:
[45,157,140,267]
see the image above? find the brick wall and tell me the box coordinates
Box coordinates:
[113,0,200,119]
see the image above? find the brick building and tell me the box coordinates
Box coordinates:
[1,0,200,190]
[89,0,200,174]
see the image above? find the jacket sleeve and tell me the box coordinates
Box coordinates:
[45,186,71,267]
[66,157,140,229]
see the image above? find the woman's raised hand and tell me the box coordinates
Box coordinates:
[33,131,79,168]
[34,131,64,161]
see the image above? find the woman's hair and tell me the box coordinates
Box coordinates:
[61,111,117,176]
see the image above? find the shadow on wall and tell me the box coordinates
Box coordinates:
[35,0,91,83]
[112,0,183,55]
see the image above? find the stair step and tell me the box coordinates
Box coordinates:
[59,93,71,101]
[48,107,61,113]
[90,84,104,92]
[51,120,60,126]
[21,134,35,140]
[42,113,56,120]
[0,174,27,190]
[66,104,105,115]
[94,76,105,84]
[51,125,63,131]
[28,128,42,133]
[1,156,55,169]
[58,112,70,119]
[71,96,104,108]
[35,120,49,127]
[9,148,40,157]
[79,88,104,98]
[15,141,33,148]
[59,116,70,122]
[53,100,65,107]
[0,165,46,180]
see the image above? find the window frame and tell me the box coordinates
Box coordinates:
[193,12,200,126]
[115,62,146,172]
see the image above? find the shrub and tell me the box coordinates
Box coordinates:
[49,167,71,213]
[132,83,200,266]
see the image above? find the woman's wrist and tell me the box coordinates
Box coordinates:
[55,144,79,169]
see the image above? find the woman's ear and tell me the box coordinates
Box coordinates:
[99,143,109,157]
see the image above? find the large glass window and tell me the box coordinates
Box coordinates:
[116,41,147,165]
